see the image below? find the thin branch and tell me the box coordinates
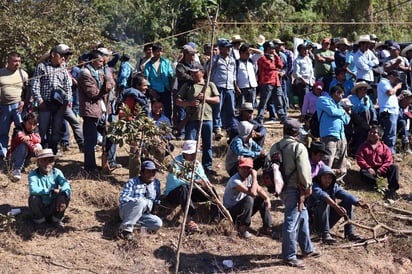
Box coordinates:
[383,204,412,216]
[326,236,388,249]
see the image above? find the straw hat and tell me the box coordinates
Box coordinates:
[231,34,244,43]
[36,149,59,160]
[356,35,372,43]
[351,81,371,94]
[335,38,351,47]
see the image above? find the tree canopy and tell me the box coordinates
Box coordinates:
[1,0,411,71]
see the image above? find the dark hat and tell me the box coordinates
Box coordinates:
[387,70,401,79]
[283,118,301,134]
[239,43,251,53]
[389,43,400,51]
[218,39,232,48]
[297,44,307,52]
[52,44,73,56]
[120,54,130,61]
[263,41,277,50]
[187,62,204,72]
[309,141,329,155]
[141,160,157,171]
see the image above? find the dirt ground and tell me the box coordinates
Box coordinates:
[0,110,412,274]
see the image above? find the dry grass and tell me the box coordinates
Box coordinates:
[0,109,411,273]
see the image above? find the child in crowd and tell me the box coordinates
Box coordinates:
[8,112,42,181]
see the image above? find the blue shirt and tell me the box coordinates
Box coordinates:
[164,154,208,196]
[377,78,399,115]
[29,168,71,205]
[316,94,351,139]
[349,94,377,122]
[144,57,174,93]
[211,55,236,89]
[119,176,161,207]
[117,61,133,88]
[353,49,379,82]
[328,78,354,98]
[310,181,359,206]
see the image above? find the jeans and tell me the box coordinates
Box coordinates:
[310,198,354,236]
[10,143,31,171]
[240,87,256,107]
[228,195,272,228]
[83,117,99,170]
[217,87,236,129]
[0,103,22,157]
[360,164,399,191]
[321,136,348,174]
[159,89,172,120]
[185,120,213,170]
[119,198,163,232]
[28,194,69,223]
[294,83,311,110]
[39,103,65,154]
[397,115,410,144]
[257,84,276,122]
[64,107,84,146]
[380,112,398,154]
[280,187,313,260]
[105,114,117,167]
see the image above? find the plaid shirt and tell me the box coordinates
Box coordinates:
[119,176,161,207]
[32,60,72,104]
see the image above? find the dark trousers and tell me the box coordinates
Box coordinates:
[360,164,399,191]
[310,198,354,236]
[228,195,272,228]
[28,194,69,222]
[165,184,218,218]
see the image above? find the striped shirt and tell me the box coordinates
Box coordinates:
[119,176,161,207]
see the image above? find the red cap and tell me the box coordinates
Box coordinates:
[239,157,253,168]
[322,38,331,44]
[314,80,324,90]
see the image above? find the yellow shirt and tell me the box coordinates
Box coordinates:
[0,68,28,104]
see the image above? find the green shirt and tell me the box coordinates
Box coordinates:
[177,82,219,121]
[314,49,334,78]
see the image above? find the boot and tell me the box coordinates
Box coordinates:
[402,143,412,154]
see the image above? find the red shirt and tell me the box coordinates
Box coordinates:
[257,53,283,86]
[356,140,393,174]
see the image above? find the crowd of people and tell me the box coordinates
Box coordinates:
[1,32,411,268]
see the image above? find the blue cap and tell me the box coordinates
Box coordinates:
[187,42,197,49]
[141,160,157,170]
[218,39,232,48]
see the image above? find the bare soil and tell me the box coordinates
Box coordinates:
[1,111,411,273]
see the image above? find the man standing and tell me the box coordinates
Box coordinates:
[314,38,335,89]
[211,39,237,140]
[384,43,411,91]
[176,63,220,175]
[316,85,351,177]
[117,54,133,93]
[32,44,73,154]
[353,35,379,84]
[144,42,174,119]
[270,118,320,268]
[377,70,402,154]
[256,41,286,123]
[0,52,28,161]
[78,50,115,172]
[119,160,163,241]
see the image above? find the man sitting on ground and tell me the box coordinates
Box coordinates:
[356,126,400,199]
[28,149,71,230]
[307,165,369,244]
[223,157,272,239]
[119,160,163,241]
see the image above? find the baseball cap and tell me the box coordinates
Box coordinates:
[322,38,331,44]
[187,62,204,72]
[182,45,197,55]
[97,47,113,56]
[218,39,232,48]
[52,44,73,56]
[141,160,157,171]
[182,140,198,154]
[239,157,253,168]
[389,43,400,51]
[314,80,324,90]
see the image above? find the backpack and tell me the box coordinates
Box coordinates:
[262,142,297,196]
[310,110,324,139]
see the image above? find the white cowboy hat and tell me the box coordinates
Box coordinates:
[351,81,371,94]
[356,35,372,44]
[401,44,412,57]
[335,38,351,47]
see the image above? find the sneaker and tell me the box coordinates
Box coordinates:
[61,143,71,152]
[322,232,337,244]
[12,169,21,182]
[205,169,217,176]
[283,258,305,268]
[346,233,362,242]
[238,230,253,239]
[53,220,65,230]
[257,226,273,236]
[303,250,321,258]
[121,230,136,241]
